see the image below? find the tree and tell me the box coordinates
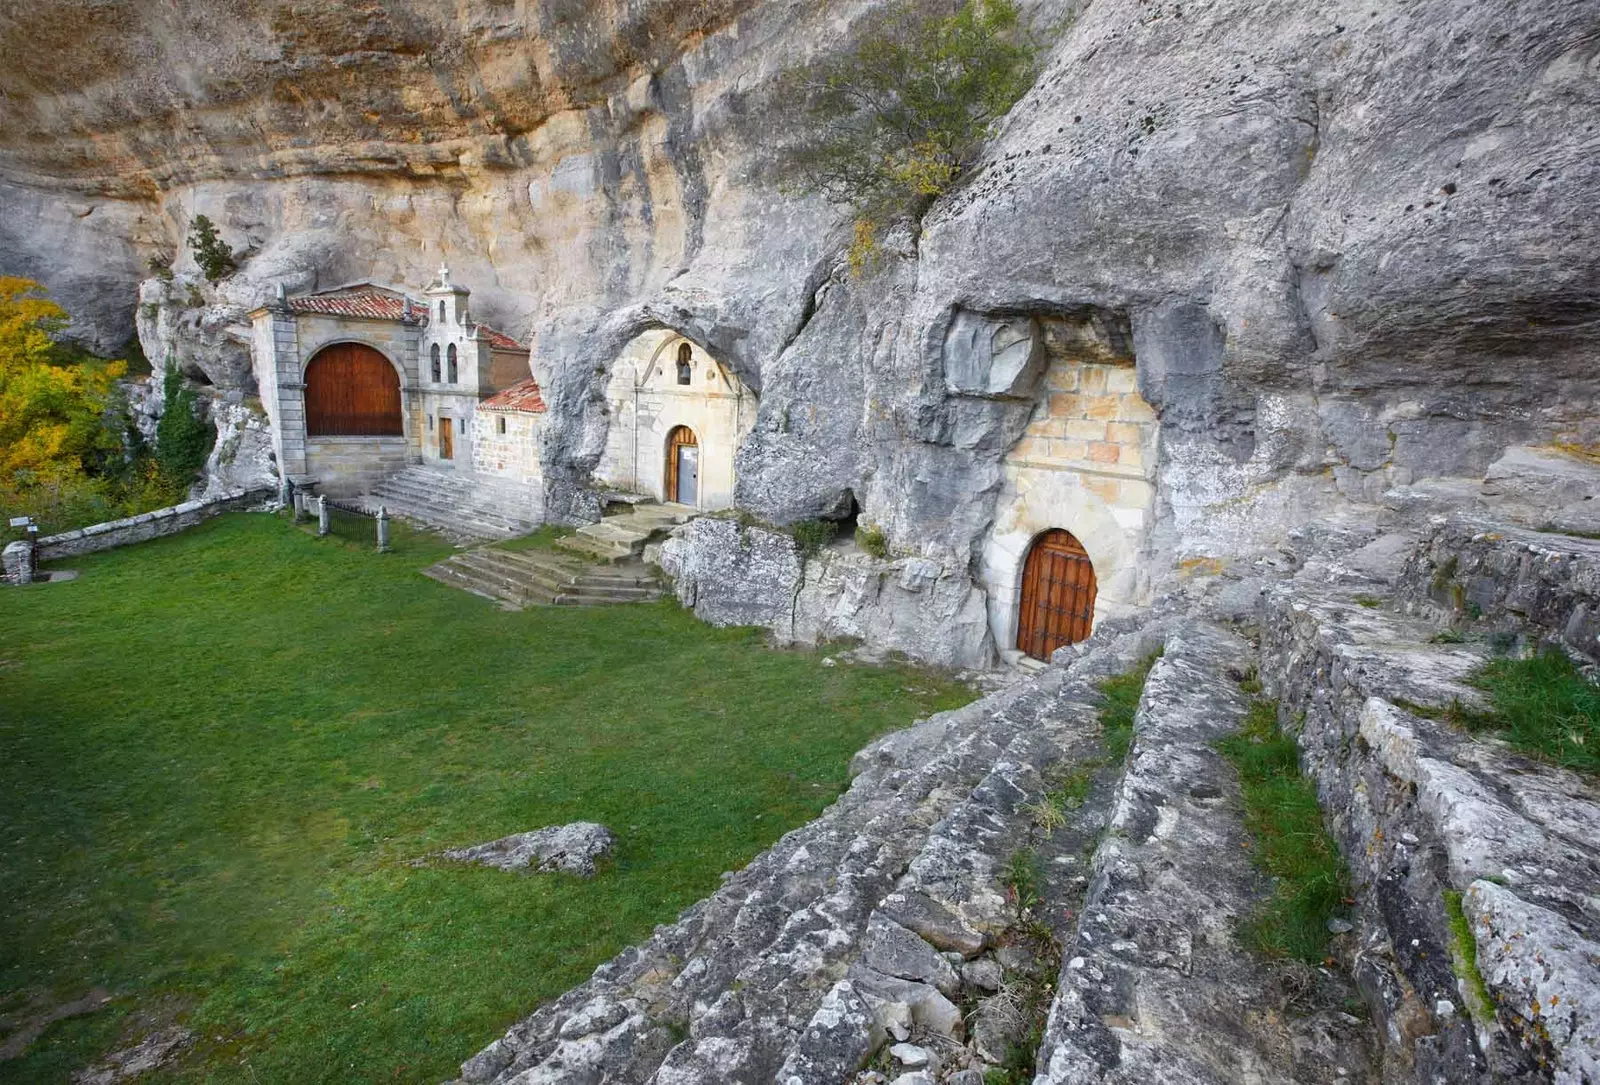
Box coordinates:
[782,0,1041,269]
[154,363,215,490]
[0,277,125,485]
[188,214,236,282]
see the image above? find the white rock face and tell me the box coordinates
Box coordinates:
[0,0,1596,645]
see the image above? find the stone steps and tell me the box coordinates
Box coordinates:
[1036,621,1376,1084]
[1259,578,1600,1082]
[554,502,694,563]
[361,466,542,542]
[422,545,664,610]
[448,620,1164,1085]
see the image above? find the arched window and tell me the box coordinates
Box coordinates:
[676,342,693,386]
[447,343,458,383]
[430,344,441,383]
[304,344,403,436]
[438,299,446,321]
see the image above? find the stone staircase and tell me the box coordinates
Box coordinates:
[359,466,541,542]
[421,546,663,609]
[552,501,694,563]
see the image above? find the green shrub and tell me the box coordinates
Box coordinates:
[782,0,1043,266]
[790,518,838,558]
[188,214,235,282]
[1217,700,1348,963]
[155,365,216,492]
[858,523,889,559]
[1467,645,1600,774]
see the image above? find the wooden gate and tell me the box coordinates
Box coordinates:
[304,344,403,436]
[1016,529,1097,660]
[665,425,698,504]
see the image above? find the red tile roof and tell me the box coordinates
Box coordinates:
[288,285,419,322]
[474,323,527,351]
[285,284,527,351]
[478,377,547,413]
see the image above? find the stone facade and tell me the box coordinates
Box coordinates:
[981,314,1161,657]
[247,271,532,497]
[595,329,755,511]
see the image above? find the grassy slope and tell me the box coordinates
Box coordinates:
[0,514,972,1083]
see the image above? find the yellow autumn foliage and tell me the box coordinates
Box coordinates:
[0,276,125,484]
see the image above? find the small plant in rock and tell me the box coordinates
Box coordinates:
[858,522,889,559]
[1216,699,1348,964]
[1096,651,1160,762]
[1467,644,1600,774]
[780,0,1044,274]
[155,364,216,492]
[187,214,236,282]
[789,518,838,558]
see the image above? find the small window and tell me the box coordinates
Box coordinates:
[427,414,434,431]
[447,343,458,383]
[438,299,445,321]
[430,344,441,382]
[497,416,506,435]
[458,416,465,434]
[676,342,692,385]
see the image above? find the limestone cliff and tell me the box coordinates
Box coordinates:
[1,0,1597,657]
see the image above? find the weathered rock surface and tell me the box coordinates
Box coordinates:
[444,822,616,878]
[447,619,1158,1083]
[1262,574,1600,1082]
[2,0,1595,584]
[659,518,995,670]
[1036,622,1376,1084]
[1396,516,1600,663]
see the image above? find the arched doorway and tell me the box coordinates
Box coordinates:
[304,343,403,436]
[1016,529,1097,659]
[665,425,699,505]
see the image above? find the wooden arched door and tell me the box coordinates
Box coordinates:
[1016,529,1097,660]
[665,426,699,505]
[304,343,403,436]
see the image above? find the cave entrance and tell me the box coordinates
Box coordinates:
[1017,529,1097,660]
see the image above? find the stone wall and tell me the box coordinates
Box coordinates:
[471,409,546,489]
[303,437,411,496]
[3,488,273,583]
[981,313,1161,659]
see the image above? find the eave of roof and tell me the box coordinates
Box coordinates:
[478,376,547,413]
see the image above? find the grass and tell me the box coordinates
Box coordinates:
[494,525,577,552]
[0,513,973,1083]
[1443,890,1495,1027]
[1095,651,1160,763]
[1466,645,1600,774]
[1216,700,1348,964]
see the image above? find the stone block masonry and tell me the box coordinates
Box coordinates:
[3,488,275,584]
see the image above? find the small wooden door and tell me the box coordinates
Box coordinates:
[439,417,454,460]
[1016,530,1097,660]
[665,426,698,505]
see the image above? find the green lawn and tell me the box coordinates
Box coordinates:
[0,514,973,1083]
